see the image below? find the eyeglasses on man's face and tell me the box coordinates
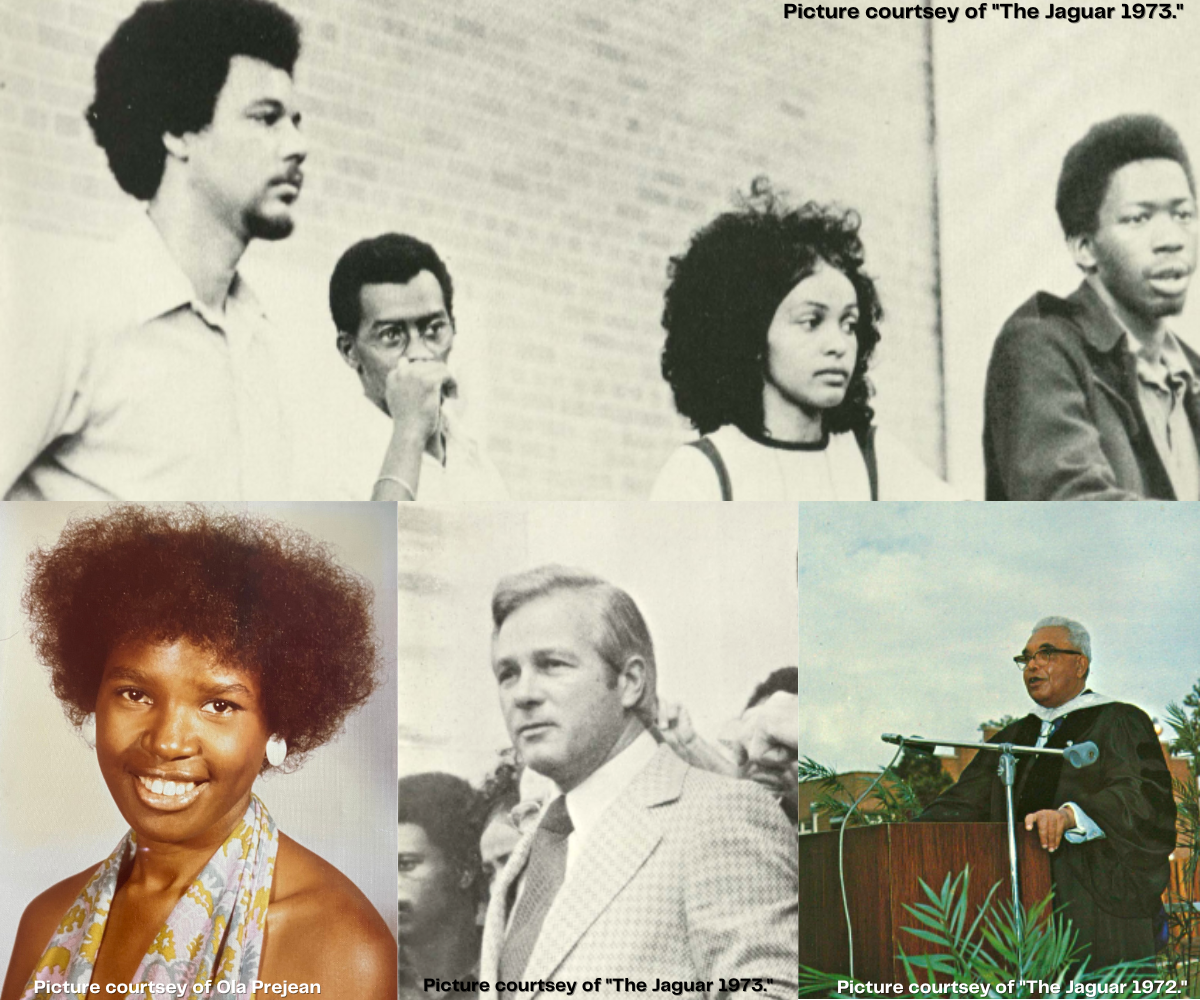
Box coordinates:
[374,316,454,357]
[1013,646,1083,670]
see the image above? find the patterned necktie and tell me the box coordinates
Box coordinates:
[498,796,573,980]
[1039,716,1064,745]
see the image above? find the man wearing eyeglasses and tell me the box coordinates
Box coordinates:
[329,233,509,500]
[917,616,1175,969]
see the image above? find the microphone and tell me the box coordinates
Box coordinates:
[882,733,1099,769]
[881,733,938,753]
[1063,741,1098,768]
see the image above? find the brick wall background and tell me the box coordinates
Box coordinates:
[1,0,944,499]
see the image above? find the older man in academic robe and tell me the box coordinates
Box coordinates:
[918,617,1175,968]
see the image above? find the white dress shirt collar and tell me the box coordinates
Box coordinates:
[126,212,266,329]
[1030,688,1113,723]
[562,729,658,868]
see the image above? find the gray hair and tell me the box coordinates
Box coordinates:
[1033,616,1091,661]
[492,564,658,727]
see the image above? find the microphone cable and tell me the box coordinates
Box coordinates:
[839,740,906,981]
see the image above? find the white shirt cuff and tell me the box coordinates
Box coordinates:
[1062,801,1105,843]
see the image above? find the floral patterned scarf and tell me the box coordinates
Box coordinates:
[22,794,278,997]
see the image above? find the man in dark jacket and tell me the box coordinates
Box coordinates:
[985,114,1200,499]
[918,617,1176,968]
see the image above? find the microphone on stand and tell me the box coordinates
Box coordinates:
[882,733,1099,769]
[1063,741,1098,768]
[878,730,1099,951]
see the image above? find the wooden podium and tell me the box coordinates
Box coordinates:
[798,822,1052,982]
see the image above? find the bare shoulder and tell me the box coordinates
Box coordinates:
[2,865,100,1000]
[258,835,395,1000]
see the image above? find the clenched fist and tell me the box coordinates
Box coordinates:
[383,358,457,446]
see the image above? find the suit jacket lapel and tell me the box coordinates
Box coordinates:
[1179,338,1200,455]
[1070,282,1177,497]
[481,823,538,981]
[521,745,685,984]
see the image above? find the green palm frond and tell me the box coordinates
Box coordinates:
[800,866,1172,998]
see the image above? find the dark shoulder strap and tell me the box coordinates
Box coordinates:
[853,425,879,501]
[687,437,732,501]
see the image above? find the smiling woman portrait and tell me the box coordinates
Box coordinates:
[0,504,397,1000]
[651,177,958,501]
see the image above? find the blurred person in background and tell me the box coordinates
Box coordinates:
[736,667,799,824]
[397,773,484,999]
[659,667,798,824]
[476,755,523,896]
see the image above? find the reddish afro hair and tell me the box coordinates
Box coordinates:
[22,505,379,768]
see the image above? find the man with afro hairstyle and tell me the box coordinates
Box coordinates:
[985,114,1200,499]
[3,0,307,500]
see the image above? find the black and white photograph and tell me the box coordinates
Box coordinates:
[0,501,398,1000]
[7,0,1196,499]
[5,0,1200,992]
[394,502,799,997]
[795,502,1195,993]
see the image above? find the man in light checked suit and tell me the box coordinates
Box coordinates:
[480,566,798,998]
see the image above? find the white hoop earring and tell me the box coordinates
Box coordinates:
[266,735,288,767]
[79,715,96,749]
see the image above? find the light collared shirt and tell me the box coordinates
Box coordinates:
[561,729,659,875]
[413,408,510,501]
[505,730,658,928]
[1127,330,1200,500]
[336,394,509,500]
[2,214,291,499]
[1031,689,1110,844]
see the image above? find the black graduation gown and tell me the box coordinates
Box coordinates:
[916,700,1176,967]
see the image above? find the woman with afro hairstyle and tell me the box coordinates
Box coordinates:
[2,506,395,1000]
[651,178,956,500]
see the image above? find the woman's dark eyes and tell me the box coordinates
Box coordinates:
[115,689,240,714]
[205,700,241,715]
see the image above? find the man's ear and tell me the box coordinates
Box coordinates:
[1068,233,1098,273]
[336,331,360,371]
[617,656,647,711]
[162,131,191,163]
[1076,655,1090,680]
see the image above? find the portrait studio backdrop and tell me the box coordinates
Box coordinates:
[0,501,399,966]
[396,502,800,782]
